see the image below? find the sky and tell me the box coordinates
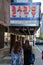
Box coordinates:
[33,0,43,13]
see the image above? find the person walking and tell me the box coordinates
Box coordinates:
[11,40,24,65]
[24,40,32,65]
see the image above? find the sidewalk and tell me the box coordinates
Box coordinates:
[0,47,10,58]
[0,47,11,65]
[32,45,43,65]
[0,45,43,65]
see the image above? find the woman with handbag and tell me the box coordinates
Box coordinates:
[24,40,32,65]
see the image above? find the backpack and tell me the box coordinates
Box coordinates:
[29,53,35,64]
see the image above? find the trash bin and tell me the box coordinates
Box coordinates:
[42,51,43,60]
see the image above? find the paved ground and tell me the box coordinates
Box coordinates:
[0,45,43,65]
[37,45,43,52]
[34,45,43,65]
[0,48,11,65]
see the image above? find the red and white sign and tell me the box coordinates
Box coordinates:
[10,5,37,17]
[10,3,41,26]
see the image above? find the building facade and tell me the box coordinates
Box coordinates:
[0,0,10,48]
[41,14,43,34]
[0,0,4,21]
[0,0,10,24]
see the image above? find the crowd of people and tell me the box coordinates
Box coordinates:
[11,40,35,65]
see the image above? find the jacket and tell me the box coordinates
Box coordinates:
[11,48,23,65]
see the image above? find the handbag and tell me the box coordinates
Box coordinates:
[29,53,35,64]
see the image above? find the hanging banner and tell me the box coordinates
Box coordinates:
[10,2,41,26]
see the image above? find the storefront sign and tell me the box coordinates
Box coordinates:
[10,20,39,26]
[10,2,41,26]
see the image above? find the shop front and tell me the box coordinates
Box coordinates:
[9,2,41,47]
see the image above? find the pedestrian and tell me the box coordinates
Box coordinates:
[11,40,24,65]
[24,40,32,65]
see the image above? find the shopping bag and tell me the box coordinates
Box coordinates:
[29,53,35,64]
